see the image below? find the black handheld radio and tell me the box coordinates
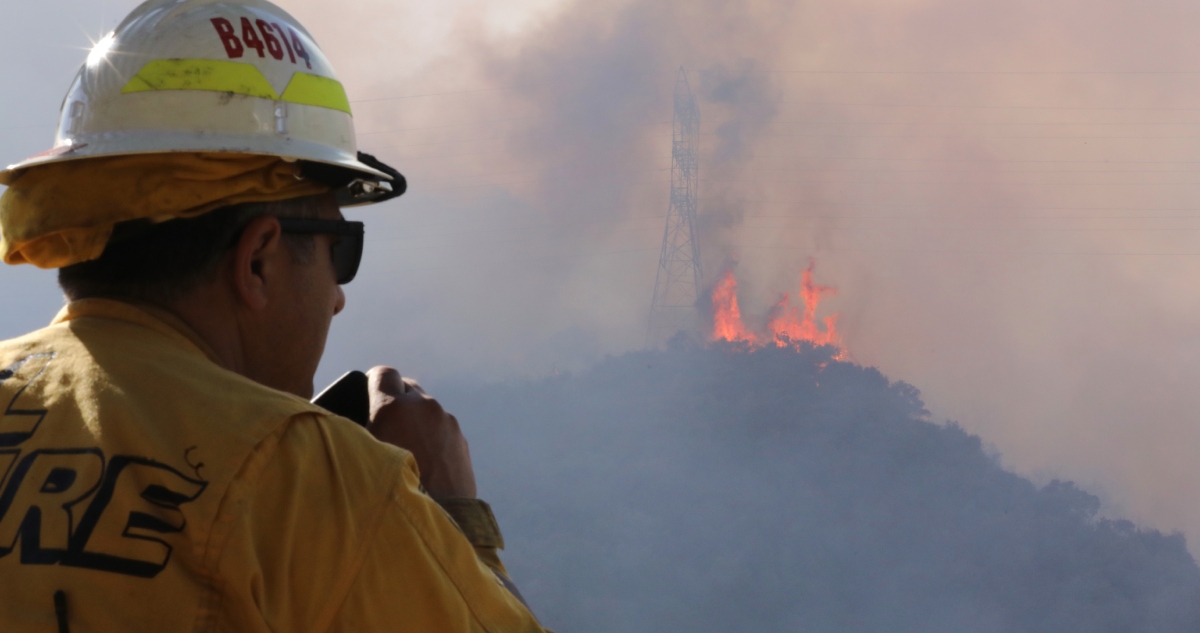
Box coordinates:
[311,370,371,428]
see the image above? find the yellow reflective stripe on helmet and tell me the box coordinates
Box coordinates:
[122,61,352,114]
[121,59,279,100]
[279,73,352,115]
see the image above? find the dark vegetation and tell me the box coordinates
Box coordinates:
[441,341,1200,632]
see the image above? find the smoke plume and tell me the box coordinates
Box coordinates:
[282,0,1200,550]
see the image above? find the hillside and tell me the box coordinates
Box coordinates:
[440,341,1200,632]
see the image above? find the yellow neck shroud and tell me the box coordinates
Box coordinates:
[0,153,328,268]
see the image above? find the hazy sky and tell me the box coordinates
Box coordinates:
[6,0,1200,550]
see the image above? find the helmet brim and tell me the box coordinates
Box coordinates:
[0,133,393,188]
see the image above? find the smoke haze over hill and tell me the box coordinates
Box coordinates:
[443,343,1200,632]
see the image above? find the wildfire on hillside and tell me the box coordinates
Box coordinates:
[711,259,848,359]
[711,270,759,345]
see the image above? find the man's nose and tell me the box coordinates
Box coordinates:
[334,285,346,315]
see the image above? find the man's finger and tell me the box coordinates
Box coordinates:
[367,365,406,399]
[401,377,427,396]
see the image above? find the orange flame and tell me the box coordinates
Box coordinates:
[768,259,843,350]
[709,259,848,359]
[711,270,759,344]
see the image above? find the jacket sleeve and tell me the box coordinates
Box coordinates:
[327,453,549,633]
[215,413,549,633]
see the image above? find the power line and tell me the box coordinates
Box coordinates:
[374,208,1200,240]
[365,222,1200,254]
[384,155,1200,191]
[356,118,521,136]
[710,166,1200,175]
[741,131,1200,140]
[406,171,1200,196]
[738,210,1200,219]
[368,217,664,244]
[700,177,1200,186]
[373,142,1200,168]
[734,224,1200,233]
[748,155,1200,165]
[764,120,1200,127]
[351,88,501,104]
[363,206,1200,246]
[347,68,1200,107]
[364,246,661,274]
[401,174,1200,202]
[748,245,1200,257]
[408,157,670,185]
[764,69,1200,75]
[737,100,1200,112]
[363,131,1200,155]
[361,241,1200,279]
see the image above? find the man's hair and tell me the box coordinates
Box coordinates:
[58,194,328,304]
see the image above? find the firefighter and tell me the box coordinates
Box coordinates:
[0,0,549,630]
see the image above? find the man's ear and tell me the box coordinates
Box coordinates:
[230,215,286,310]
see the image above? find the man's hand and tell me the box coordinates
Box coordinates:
[366,366,477,499]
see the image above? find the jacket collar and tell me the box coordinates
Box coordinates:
[51,298,223,366]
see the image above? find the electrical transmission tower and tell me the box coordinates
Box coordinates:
[648,67,703,343]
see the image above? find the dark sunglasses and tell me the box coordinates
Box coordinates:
[277,218,365,285]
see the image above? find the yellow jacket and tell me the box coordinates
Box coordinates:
[0,299,548,632]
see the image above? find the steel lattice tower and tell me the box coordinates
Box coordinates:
[648,67,703,342]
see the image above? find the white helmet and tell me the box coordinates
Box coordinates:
[0,0,404,206]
